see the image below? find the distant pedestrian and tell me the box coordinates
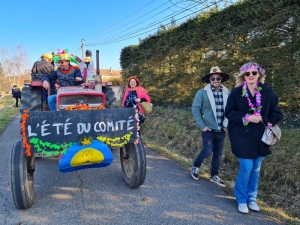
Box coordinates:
[191,66,230,187]
[225,62,283,213]
[12,85,21,107]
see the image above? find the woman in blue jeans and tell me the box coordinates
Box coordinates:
[225,62,283,213]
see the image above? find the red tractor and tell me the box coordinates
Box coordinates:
[10,50,146,210]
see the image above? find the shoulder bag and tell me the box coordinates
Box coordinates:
[261,124,281,145]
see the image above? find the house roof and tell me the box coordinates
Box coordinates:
[93,68,121,76]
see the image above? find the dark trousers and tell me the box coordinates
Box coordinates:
[193,130,225,177]
[14,97,21,107]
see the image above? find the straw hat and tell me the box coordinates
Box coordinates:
[202,66,230,83]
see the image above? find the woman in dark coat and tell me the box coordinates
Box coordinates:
[225,62,283,214]
[12,85,21,107]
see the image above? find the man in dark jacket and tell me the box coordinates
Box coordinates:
[42,54,83,111]
[12,85,21,107]
[31,53,54,74]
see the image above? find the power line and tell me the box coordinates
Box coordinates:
[86,1,173,41]
[85,0,158,40]
[86,0,223,46]
[86,1,201,46]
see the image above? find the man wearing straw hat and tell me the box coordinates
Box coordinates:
[191,66,230,187]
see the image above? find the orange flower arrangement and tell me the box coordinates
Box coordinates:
[21,110,32,157]
[66,103,106,110]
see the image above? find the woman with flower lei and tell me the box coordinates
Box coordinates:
[225,62,283,214]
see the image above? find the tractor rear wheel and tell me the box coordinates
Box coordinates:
[102,87,117,108]
[10,141,35,209]
[20,86,43,113]
[120,138,146,188]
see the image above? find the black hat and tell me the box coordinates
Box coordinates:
[202,66,230,83]
[85,50,92,56]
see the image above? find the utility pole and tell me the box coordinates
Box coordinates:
[81,39,85,59]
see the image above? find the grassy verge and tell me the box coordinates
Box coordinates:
[0,96,19,134]
[141,106,300,225]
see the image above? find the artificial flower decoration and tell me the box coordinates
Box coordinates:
[242,81,262,126]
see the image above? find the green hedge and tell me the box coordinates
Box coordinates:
[120,0,300,114]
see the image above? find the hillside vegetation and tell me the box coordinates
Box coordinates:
[120,0,300,117]
[120,0,300,222]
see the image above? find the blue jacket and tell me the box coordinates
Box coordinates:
[192,84,230,130]
[42,66,83,87]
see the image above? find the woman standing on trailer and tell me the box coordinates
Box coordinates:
[122,76,151,125]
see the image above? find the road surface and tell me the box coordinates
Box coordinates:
[0,116,282,225]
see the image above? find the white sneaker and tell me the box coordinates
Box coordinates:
[238,203,249,213]
[191,167,199,180]
[248,202,260,211]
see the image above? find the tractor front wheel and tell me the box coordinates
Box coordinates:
[10,141,35,209]
[120,138,146,188]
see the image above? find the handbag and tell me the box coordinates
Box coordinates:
[140,101,152,114]
[261,124,281,145]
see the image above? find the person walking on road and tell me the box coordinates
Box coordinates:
[191,66,230,187]
[12,85,21,107]
[225,62,283,214]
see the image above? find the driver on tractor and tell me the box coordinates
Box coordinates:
[42,53,84,111]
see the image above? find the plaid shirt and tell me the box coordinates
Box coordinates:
[211,85,224,132]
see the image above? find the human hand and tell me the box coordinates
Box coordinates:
[54,83,60,89]
[43,81,50,90]
[247,115,262,123]
[202,126,211,132]
[76,77,83,82]
[135,98,141,103]
[223,127,227,132]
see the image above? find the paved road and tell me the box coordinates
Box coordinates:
[0,116,282,225]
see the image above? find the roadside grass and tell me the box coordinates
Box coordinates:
[0,96,19,134]
[141,106,300,225]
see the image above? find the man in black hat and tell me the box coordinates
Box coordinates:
[191,66,230,187]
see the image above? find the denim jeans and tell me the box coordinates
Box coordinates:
[48,94,57,111]
[234,157,264,204]
[14,97,21,107]
[193,130,225,177]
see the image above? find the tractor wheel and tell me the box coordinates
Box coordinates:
[102,87,117,108]
[120,138,146,188]
[10,141,35,210]
[20,86,43,113]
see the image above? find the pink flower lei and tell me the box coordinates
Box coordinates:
[242,81,263,126]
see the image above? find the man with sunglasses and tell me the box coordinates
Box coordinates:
[191,66,230,187]
[42,54,83,111]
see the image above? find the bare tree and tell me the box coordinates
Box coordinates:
[0,45,31,87]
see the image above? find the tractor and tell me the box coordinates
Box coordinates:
[10,50,146,210]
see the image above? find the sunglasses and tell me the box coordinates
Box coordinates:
[244,71,258,76]
[210,77,221,81]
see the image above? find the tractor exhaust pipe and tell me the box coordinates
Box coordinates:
[95,50,102,92]
[96,50,100,76]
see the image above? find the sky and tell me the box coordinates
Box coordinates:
[0,0,210,71]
